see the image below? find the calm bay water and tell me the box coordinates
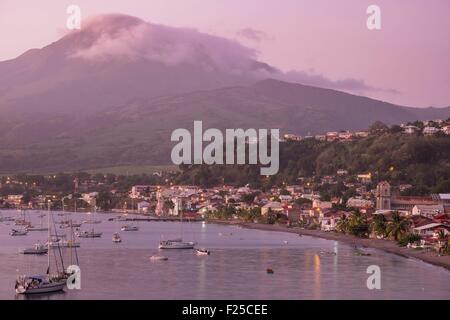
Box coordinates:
[0,210,449,300]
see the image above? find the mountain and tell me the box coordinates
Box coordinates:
[1,78,449,173]
[0,14,449,173]
[0,14,273,118]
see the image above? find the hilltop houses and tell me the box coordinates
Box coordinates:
[423,126,441,136]
[403,125,420,134]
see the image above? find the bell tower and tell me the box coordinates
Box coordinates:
[376,181,391,210]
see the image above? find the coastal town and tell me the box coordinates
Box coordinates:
[2,1,450,304]
[1,119,450,268]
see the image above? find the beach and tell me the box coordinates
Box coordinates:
[209,220,450,271]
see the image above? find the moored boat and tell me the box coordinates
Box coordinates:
[112,232,122,243]
[76,230,102,238]
[15,202,73,295]
[48,239,81,248]
[10,229,28,236]
[27,226,49,232]
[15,275,66,294]
[196,248,210,256]
[121,225,139,231]
[19,243,48,255]
[0,216,15,222]
[149,255,168,261]
[82,219,102,224]
[159,240,195,249]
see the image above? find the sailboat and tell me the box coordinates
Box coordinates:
[19,242,48,255]
[77,206,102,238]
[14,210,31,227]
[121,225,139,231]
[119,210,139,231]
[27,212,48,232]
[0,213,15,222]
[112,214,122,243]
[76,229,102,238]
[15,203,67,294]
[158,202,195,249]
[10,229,28,236]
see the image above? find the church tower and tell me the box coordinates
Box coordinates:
[376,181,391,210]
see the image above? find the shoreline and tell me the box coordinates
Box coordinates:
[209,219,450,271]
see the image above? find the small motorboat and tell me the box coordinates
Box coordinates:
[121,225,139,231]
[159,240,195,249]
[26,226,48,232]
[82,219,102,224]
[196,248,211,256]
[0,216,15,222]
[10,229,28,236]
[59,221,82,228]
[149,255,168,261]
[48,240,81,248]
[76,230,102,238]
[112,232,122,243]
[355,251,371,256]
[266,268,274,274]
[19,243,48,255]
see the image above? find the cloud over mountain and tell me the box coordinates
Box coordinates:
[236,27,271,42]
[68,14,271,75]
[280,70,400,94]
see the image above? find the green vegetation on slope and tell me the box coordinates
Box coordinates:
[175,132,450,193]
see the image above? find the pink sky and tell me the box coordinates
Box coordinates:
[0,0,449,107]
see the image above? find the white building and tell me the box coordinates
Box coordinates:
[423,126,440,135]
[355,131,369,138]
[346,197,373,209]
[412,204,444,217]
[279,195,293,202]
[357,173,372,184]
[82,192,98,206]
[413,223,447,236]
[442,126,450,135]
[403,125,420,134]
[337,169,348,176]
[261,202,284,215]
[312,199,332,210]
[137,201,150,213]
[338,131,353,140]
[283,134,302,141]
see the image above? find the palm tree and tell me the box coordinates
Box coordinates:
[336,215,349,234]
[371,214,387,238]
[437,230,449,254]
[387,211,410,241]
[348,211,369,237]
